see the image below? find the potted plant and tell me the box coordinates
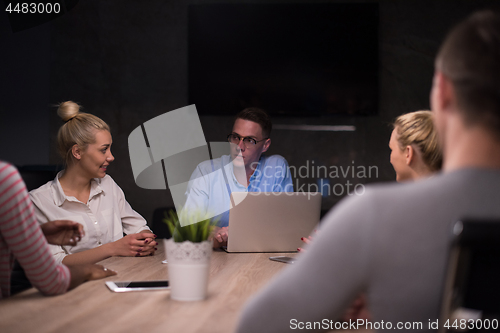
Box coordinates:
[163,210,216,301]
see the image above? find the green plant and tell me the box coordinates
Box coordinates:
[163,209,216,243]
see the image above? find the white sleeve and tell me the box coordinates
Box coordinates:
[111,180,150,234]
[181,165,210,216]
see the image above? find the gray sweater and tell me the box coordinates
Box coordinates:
[235,168,500,332]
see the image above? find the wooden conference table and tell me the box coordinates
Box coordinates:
[0,243,293,333]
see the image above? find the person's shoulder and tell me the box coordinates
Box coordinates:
[97,174,123,191]
[356,174,438,199]
[370,169,480,194]
[349,171,464,209]
[0,161,22,190]
[196,156,226,173]
[0,160,15,171]
[98,174,115,185]
[329,174,440,207]
[28,178,55,197]
[319,179,422,228]
[0,161,19,178]
[262,154,289,166]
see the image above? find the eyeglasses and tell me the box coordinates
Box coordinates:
[227,133,269,149]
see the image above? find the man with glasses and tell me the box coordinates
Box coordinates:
[183,107,293,248]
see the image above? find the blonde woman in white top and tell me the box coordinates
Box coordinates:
[30,101,156,265]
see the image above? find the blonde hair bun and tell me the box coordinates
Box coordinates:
[56,101,110,166]
[57,101,81,122]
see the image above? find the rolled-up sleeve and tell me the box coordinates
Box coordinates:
[113,180,150,234]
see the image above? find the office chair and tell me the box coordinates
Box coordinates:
[439,219,500,333]
[17,165,62,191]
[151,207,174,239]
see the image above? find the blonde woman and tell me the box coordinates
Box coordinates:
[30,101,156,265]
[301,110,443,250]
[1,161,116,298]
[389,110,442,181]
[301,110,443,321]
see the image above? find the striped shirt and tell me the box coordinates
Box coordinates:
[0,161,70,299]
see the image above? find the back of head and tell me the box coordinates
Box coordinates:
[57,101,110,166]
[235,107,272,138]
[436,10,500,136]
[394,110,443,172]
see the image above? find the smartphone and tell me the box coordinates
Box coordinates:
[269,256,296,264]
[105,280,170,292]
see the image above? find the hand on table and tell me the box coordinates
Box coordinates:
[86,264,117,280]
[66,263,117,290]
[341,293,371,322]
[297,229,317,252]
[111,232,157,257]
[41,220,84,246]
[138,229,157,257]
[212,226,228,248]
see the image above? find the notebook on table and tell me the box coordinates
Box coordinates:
[225,192,321,253]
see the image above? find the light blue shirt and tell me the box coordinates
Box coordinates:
[183,154,293,227]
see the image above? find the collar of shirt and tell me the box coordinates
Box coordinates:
[249,157,265,183]
[227,155,266,190]
[51,171,105,206]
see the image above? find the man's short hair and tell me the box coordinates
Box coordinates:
[436,10,500,136]
[235,107,272,138]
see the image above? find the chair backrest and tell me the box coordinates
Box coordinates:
[151,207,174,239]
[17,165,62,191]
[439,219,500,332]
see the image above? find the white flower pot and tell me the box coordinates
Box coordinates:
[164,238,212,301]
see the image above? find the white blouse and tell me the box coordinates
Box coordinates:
[29,172,151,264]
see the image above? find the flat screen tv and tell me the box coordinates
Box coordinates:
[188,3,379,117]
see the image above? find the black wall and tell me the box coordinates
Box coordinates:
[1,0,498,226]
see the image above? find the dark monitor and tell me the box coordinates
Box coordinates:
[188,3,379,117]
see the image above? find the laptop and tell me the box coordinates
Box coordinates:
[225,192,321,253]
